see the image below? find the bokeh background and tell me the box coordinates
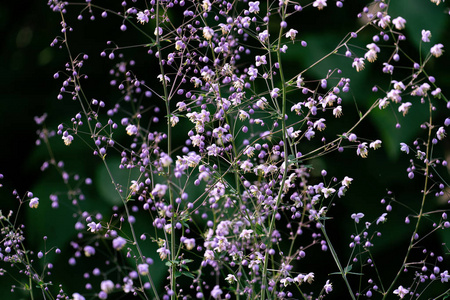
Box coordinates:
[1,1,450,299]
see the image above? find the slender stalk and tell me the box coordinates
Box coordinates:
[382,100,433,299]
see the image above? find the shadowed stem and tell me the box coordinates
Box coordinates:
[382,100,433,299]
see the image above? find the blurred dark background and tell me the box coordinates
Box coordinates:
[1,1,450,299]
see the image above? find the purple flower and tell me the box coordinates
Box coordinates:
[248,1,260,13]
[422,30,431,42]
[324,280,333,293]
[112,236,127,250]
[211,285,223,299]
[101,279,114,293]
[400,142,409,154]
[83,245,96,257]
[136,11,149,24]
[138,263,149,275]
[270,88,280,98]
[258,30,269,43]
[72,293,86,300]
[29,197,39,209]
[351,212,364,223]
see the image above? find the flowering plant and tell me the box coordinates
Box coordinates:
[1,0,450,299]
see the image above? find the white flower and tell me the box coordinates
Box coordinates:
[370,140,382,149]
[357,142,368,158]
[202,0,212,11]
[400,142,409,154]
[365,43,380,62]
[322,188,336,198]
[342,176,353,187]
[183,238,196,250]
[392,17,406,30]
[393,285,409,299]
[136,11,149,24]
[422,30,432,42]
[436,126,446,140]
[72,293,86,300]
[285,29,298,40]
[29,197,39,209]
[352,57,365,72]
[101,280,115,293]
[430,43,444,57]
[170,115,179,127]
[225,274,237,283]
[398,102,412,116]
[62,134,74,146]
[378,14,391,29]
[203,26,214,40]
[313,0,327,10]
[157,74,170,83]
[126,124,138,136]
[239,229,253,239]
[304,272,315,283]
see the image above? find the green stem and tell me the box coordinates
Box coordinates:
[382,100,433,299]
[320,221,356,300]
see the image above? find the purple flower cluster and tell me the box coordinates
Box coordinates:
[1,0,449,300]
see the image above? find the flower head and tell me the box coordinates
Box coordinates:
[324,280,333,294]
[136,11,149,24]
[422,30,431,42]
[249,1,260,13]
[392,17,406,30]
[211,285,223,299]
[393,285,409,299]
[352,58,365,72]
[138,263,149,275]
[430,43,444,57]
[113,236,127,250]
[313,0,327,10]
[29,197,39,209]
[285,29,298,41]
